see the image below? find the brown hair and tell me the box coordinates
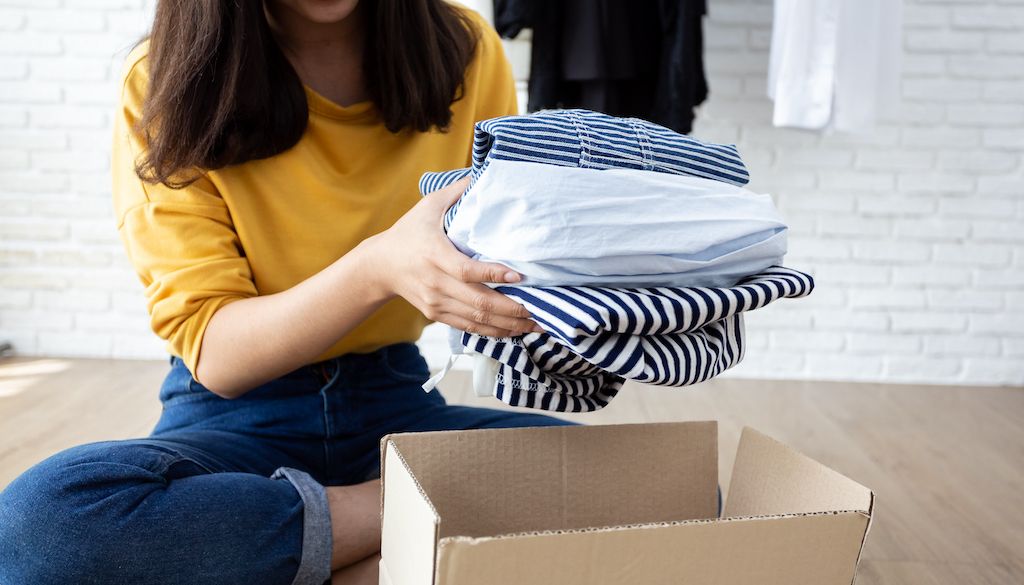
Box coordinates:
[135,0,479,188]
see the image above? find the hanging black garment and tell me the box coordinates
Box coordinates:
[654,0,709,133]
[493,0,708,134]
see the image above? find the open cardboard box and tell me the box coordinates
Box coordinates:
[379,422,874,585]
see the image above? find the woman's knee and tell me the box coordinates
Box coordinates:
[0,441,181,583]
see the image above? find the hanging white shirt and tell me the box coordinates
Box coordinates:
[768,0,902,132]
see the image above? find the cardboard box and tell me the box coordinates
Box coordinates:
[379,422,874,585]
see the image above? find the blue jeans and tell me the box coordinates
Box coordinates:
[0,343,571,585]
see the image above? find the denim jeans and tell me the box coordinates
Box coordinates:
[0,343,571,585]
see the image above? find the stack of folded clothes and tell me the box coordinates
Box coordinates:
[420,109,813,412]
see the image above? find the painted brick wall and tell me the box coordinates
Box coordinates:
[1,0,1022,386]
[0,0,162,359]
[687,0,1024,385]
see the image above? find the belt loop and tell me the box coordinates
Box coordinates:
[569,110,589,169]
[631,118,654,171]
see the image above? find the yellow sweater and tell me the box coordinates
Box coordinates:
[112,11,517,375]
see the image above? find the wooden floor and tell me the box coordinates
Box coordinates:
[1,356,1022,584]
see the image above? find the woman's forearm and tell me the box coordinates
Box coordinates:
[193,180,537,398]
[195,239,391,398]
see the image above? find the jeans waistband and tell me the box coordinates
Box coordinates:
[307,342,422,376]
[168,342,426,397]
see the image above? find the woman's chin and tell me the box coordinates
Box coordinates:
[280,0,361,25]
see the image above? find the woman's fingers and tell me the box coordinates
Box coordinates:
[439,296,539,334]
[440,275,534,319]
[428,227,521,286]
[438,313,516,339]
[441,253,523,286]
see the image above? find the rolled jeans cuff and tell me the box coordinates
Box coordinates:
[271,467,332,585]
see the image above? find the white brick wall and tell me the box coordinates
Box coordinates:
[1,0,1022,387]
[686,0,1023,386]
[0,0,165,359]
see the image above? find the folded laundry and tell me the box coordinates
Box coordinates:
[419,109,813,412]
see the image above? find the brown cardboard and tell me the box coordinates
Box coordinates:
[384,422,718,538]
[435,513,869,585]
[379,422,874,585]
[725,427,874,517]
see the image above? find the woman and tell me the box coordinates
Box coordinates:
[0,1,570,583]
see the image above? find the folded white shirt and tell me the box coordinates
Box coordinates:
[446,159,788,288]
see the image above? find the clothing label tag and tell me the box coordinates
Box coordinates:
[472,355,502,397]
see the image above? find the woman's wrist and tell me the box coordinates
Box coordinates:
[349,232,397,305]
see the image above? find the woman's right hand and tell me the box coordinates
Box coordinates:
[360,177,543,338]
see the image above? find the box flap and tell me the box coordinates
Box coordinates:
[386,422,718,538]
[725,427,873,518]
[380,441,440,585]
[435,512,870,585]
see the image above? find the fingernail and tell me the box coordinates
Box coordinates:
[504,271,521,283]
[532,324,545,333]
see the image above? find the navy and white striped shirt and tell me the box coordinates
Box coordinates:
[468,267,813,412]
[420,109,751,231]
[420,110,812,412]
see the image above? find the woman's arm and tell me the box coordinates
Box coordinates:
[196,178,540,398]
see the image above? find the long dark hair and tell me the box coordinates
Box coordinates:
[136,0,479,188]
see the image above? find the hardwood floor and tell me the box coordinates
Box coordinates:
[1,356,1021,584]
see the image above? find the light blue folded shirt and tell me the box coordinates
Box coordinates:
[445,159,787,288]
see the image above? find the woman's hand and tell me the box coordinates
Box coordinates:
[362,177,542,338]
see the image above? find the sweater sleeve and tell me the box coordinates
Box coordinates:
[111,43,257,376]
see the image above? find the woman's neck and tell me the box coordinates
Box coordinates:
[266,1,368,107]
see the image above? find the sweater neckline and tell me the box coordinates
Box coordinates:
[303,84,376,122]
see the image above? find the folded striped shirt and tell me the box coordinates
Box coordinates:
[462,267,814,412]
[419,108,751,231]
[419,109,813,412]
